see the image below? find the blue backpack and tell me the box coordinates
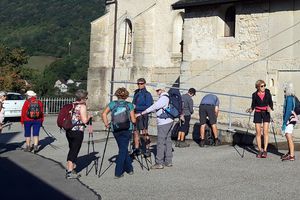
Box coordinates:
[111,101,131,131]
[159,88,182,119]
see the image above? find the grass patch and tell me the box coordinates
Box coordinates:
[25,56,58,71]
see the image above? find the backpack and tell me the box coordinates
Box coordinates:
[159,88,182,119]
[57,103,76,131]
[294,96,300,115]
[111,101,131,132]
[27,99,42,119]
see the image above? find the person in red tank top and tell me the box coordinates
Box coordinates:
[246,80,273,158]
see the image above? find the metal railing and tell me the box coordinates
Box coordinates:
[110,80,253,130]
[40,97,75,114]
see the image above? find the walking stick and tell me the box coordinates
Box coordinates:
[1,121,12,130]
[85,118,98,176]
[270,118,278,150]
[98,126,111,178]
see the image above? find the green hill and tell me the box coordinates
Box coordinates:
[0,0,105,57]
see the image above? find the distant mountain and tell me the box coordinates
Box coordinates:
[0,0,105,57]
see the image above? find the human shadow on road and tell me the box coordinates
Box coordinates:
[38,137,59,152]
[76,152,100,173]
[0,141,25,154]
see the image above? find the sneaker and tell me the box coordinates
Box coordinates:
[150,164,164,170]
[282,155,295,161]
[281,152,290,159]
[66,171,81,179]
[33,145,39,154]
[114,174,124,179]
[214,139,221,146]
[127,171,134,175]
[164,163,173,167]
[199,140,205,147]
[261,151,267,158]
[143,150,151,158]
[256,151,263,158]
[179,141,190,148]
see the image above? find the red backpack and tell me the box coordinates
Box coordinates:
[57,103,76,131]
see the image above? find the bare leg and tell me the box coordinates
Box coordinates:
[263,122,269,151]
[133,131,140,149]
[200,124,206,140]
[33,136,39,146]
[211,124,218,139]
[25,137,31,147]
[286,133,295,157]
[255,123,262,152]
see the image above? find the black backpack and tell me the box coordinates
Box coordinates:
[294,96,300,115]
[27,99,42,119]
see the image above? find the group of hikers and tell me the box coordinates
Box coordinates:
[0,78,298,179]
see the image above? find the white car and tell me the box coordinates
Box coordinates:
[3,92,26,118]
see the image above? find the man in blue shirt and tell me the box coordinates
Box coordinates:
[199,94,220,147]
[132,78,153,155]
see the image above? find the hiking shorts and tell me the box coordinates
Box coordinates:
[253,111,270,123]
[179,115,191,135]
[136,114,149,131]
[24,121,42,137]
[199,105,217,125]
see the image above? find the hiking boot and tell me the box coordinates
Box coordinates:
[150,164,164,170]
[33,145,39,154]
[66,171,81,179]
[256,151,263,158]
[214,139,221,146]
[282,155,295,161]
[179,141,190,148]
[261,151,267,158]
[24,145,32,152]
[199,140,205,147]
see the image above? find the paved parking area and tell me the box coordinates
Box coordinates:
[1,116,300,200]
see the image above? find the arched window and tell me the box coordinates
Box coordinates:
[172,13,184,56]
[120,19,133,58]
[224,6,235,37]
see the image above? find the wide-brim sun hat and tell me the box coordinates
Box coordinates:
[26,90,37,97]
[154,83,166,91]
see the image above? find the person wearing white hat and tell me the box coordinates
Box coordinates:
[136,83,174,169]
[21,90,44,153]
[0,91,7,133]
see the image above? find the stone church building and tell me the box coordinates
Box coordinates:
[88,0,300,124]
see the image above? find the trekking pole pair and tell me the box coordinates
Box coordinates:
[85,118,99,176]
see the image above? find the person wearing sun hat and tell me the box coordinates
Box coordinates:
[21,90,44,153]
[136,83,174,169]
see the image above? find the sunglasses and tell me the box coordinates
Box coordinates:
[260,84,266,88]
[137,82,145,85]
[156,89,161,92]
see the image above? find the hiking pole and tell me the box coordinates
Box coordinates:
[98,125,111,178]
[270,118,278,150]
[1,121,12,130]
[41,126,57,141]
[86,118,98,176]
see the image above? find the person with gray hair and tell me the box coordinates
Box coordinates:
[281,82,298,161]
[0,91,7,133]
[136,83,174,169]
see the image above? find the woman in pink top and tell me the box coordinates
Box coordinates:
[246,80,273,158]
